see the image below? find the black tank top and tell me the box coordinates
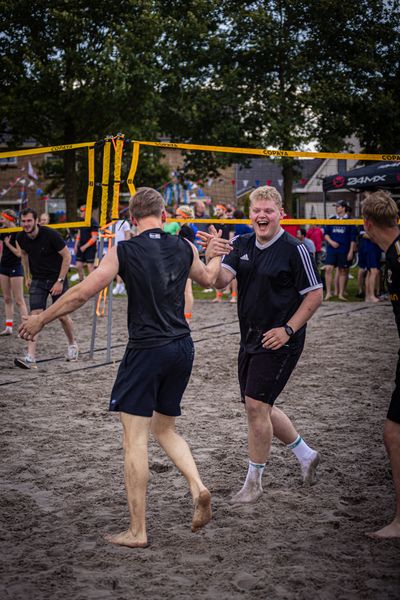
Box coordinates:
[117,228,193,348]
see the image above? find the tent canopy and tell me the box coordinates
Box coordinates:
[323,160,400,192]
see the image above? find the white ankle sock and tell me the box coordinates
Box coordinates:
[287,435,314,465]
[244,461,266,486]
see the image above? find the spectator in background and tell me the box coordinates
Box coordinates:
[233,209,253,235]
[164,207,180,235]
[297,228,316,259]
[112,217,131,296]
[281,210,299,238]
[39,213,50,226]
[211,204,236,303]
[306,219,324,265]
[0,209,28,336]
[324,200,357,301]
[74,205,99,282]
[194,201,210,235]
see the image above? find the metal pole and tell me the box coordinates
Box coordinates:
[106,222,116,364]
[323,191,327,219]
[89,235,105,358]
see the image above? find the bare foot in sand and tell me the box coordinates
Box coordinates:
[211,296,221,303]
[229,480,263,504]
[104,530,147,548]
[302,451,321,486]
[365,520,400,539]
[230,296,237,303]
[338,296,347,301]
[365,296,380,303]
[191,488,212,532]
[324,294,332,301]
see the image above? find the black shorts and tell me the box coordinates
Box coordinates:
[109,336,195,417]
[325,250,350,269]
[29,278,70,311]
[387,354,400,424]
[238,346,304,406]
[76,245,97,263]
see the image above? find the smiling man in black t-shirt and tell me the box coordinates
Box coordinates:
[362,190,400,539]
[204,185,323,504]
[15,207,78,369]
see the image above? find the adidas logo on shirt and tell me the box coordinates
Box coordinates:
[240,254,249,261]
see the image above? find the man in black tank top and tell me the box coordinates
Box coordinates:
[362,190,400,539]
[18,187,232,549]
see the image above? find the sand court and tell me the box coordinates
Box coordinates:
[0,297,399,599]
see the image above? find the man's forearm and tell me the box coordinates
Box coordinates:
[286,289,323,333]
[39,284,88,327]
[59,254,71,280]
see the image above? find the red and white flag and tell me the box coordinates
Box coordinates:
[28,160,38,181]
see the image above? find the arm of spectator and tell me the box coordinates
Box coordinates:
[325,234,339,249]
[21,248,31,289]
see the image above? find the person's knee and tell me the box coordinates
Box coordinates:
[383,420,400,451]
[339,267,348,275]
[245,398,271,424]
[325,265,334,274]
[3,293,12,305]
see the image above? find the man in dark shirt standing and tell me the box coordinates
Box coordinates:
[18,187,231,548]
[74,205,99,281]
[362,190,400,539]
[15,208,77,369]
[204,186,323,503]
[211,204,236,302]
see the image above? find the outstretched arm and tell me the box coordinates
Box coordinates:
[188,229,232,288]
[19,246,120,341]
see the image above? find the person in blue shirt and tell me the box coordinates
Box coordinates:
[324,200,357,301]
[233,209,253,235]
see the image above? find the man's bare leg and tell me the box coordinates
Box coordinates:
[230,398,273,504]
[338,268,348,301]
[27,309,43,360]
[59,315,76,346]
[324,266,334,300]
[211,289,222,303]
[365,268,380,303]
[151,412,211,532]
[365,419,400,539]
[105,412,151,548]
[75,260,85,282]
[230,278,238,303]
[271,406,320,485]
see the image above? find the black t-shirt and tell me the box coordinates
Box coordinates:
[222,229,323,354]
[79,217,99,245]
[117,228,194,349]
[0,231,21,268]
[214,221,235,240]
[386,234,400,340]
[16,226,66,280]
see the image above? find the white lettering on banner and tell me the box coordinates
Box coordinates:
[347,175,386,185]
[378,162,400,170]
[332,227,346,234]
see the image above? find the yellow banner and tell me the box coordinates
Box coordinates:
[100,138,112,227]
[167,218,364,225]
[127,142,139,196]
[112,135,124,219]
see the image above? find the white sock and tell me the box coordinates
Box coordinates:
[244,460,266,487]
[287,435,315,465]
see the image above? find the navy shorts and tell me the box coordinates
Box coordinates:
[0,264,23,278]
[325,250,350,269]
[109,336,195,417]
[76,245,97,263]
[29,278,70,311]
[387,354,400,424]
[238,343,304,406]
[358,249,367,270]
[366,251,381,271]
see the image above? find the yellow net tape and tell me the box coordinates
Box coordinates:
[112,135,124,219]
[167,219,364,226]
[127,142,139,196]
[100,138,112,228]
[0,141,96,159]
[132,140,400,162]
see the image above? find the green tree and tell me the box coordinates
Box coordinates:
[0,0,164,221]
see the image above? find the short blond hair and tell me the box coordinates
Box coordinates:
[129,187,165,221]
[361,190,398,228]
[176,205,194,219]
[250,185,282,210]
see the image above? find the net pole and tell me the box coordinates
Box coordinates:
[106,222,116,364]
[89,236,104,359]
